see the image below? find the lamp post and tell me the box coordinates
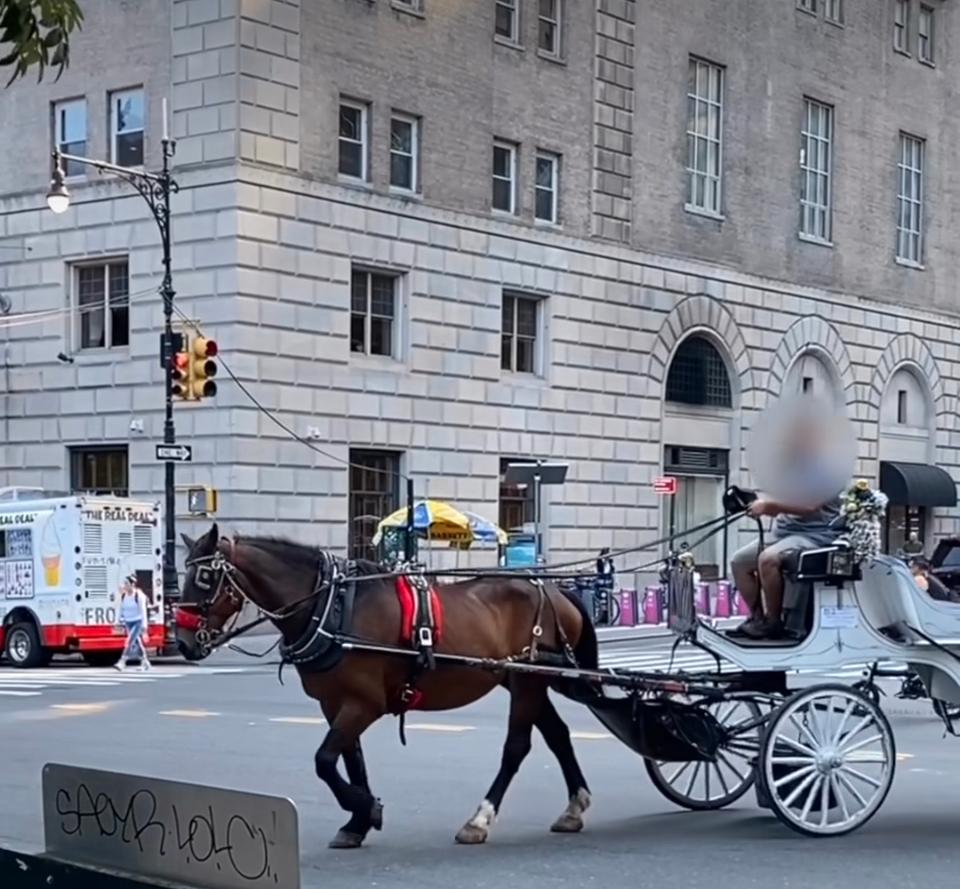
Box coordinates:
[46,138,181,607]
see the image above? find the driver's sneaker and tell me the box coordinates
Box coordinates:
[741,617,784,640]
[727,614,764,638]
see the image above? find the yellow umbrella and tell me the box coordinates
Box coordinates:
[371,499,474,546]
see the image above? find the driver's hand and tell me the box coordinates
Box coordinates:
[747,500,771,518]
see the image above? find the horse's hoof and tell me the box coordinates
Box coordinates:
[369,798,384,831]
[328,830,364,850]
[455,824,489,845]
[550,813,584,833]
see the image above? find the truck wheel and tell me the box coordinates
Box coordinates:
[4,621,46,668]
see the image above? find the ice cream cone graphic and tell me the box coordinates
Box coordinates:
[40,515,62,588]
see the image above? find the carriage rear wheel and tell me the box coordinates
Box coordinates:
[760,683,895,837]
[645,698,762,811]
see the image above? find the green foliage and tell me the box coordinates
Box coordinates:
[0,0,84,86]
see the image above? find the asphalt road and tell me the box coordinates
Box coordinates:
[2,640,960,889]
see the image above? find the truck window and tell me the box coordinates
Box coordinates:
[940,547,960,568]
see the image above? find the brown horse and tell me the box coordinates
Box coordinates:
[175,524,599,849]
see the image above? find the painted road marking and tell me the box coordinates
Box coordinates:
[403,723,476,733]
[269,717,327,726]
[571,731,613,741]
[51,703,112,713]
[896,753,915,761]
[0,690,41,697]
[159,709,221,718]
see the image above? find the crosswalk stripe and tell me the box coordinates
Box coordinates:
[0,690,41,697]
[159,709,220,718]
[403,723,475,733]
[269,717,327,725]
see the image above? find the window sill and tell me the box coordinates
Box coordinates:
[534,217,561,229]
[795,5,817,17]
[491,207,519,219]
[894,47,912,58]
[72,348,130,365]
[919,58,936,69]
[895,257,926,271]
[389,1,425,19]
[684,204,725,222]
[337,174,372,189]
[798,232,834,248]
[826,17,845,28]
[494,35,524,52]
[536,49,566,66]
[388,186,422,201]
[501,370,547,387]
[350,352,405,372]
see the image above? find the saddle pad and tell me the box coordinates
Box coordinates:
[395,575,444,647]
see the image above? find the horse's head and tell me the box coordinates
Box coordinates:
[174,523,245,661]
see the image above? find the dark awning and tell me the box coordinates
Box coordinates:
[879,461,958,507]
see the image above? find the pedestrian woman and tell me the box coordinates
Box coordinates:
[115,573,151,672]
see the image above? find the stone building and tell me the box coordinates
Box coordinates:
[0,0,958,581]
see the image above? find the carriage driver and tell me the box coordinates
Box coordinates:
[730,406,849,640]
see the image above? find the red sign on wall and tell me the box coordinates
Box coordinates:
[653,476,678,496]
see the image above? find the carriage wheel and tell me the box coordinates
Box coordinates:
[645,699,762,811]
[760,683,895,837]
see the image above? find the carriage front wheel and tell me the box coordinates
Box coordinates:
[760,683,895,837]
[645,699,762,811]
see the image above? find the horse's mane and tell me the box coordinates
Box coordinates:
[239,535,383,576]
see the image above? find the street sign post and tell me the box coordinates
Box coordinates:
[653,476,677,496]
[155,444,192,462]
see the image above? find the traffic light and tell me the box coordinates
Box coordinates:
[170,344,191,400]
[186,486,219,516]
[189,336,218,400]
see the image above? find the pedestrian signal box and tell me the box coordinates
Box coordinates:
[186,486,218,516]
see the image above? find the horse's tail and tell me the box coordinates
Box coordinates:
[549,586,600,704]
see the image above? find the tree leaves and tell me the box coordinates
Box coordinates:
[0,0,84,86]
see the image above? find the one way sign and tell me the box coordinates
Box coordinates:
[155,444,193,462]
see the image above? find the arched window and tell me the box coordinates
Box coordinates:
[665,335,732,408]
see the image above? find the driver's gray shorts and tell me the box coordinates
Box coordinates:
[731,534,820,574]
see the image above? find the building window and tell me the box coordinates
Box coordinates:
[499,458,535,534]
[110,88,144,168]
[534,151,559,223]
[538,0,560,55]
[797,0,816,13]
[348,450,400,562]
[665,336,732,408]
[501,292,539,375]
[897,390,908,424]
[54,98,87,177]
[70,446,129,497]
[896,132,925,265]
[495,0,518,41]
[339,100,368,180]
[802,376,814,393]
[894,0,909,53]
[686,57,723,216]
[492,140,517,213]
[918,5,934,63]
[74,260,129,351]
[799,98,833,242]
[825,0,843,23]
[351,269,397,357]
[389,114,419,192]
[393,0,423,10]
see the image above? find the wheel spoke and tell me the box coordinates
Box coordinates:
[836,769,868,808]
[836,713,873,750]
[819,775,831,827]
[773,764,815,789]
[831,699,856,746]
[788,714,821,751]
[717,750,748,782]
[713,763,730,797]
[807,696,829,745]
[840,733,883,757]
[782,768,819,809]
[830,773,851,823]
[771,755,816,766]
[685,761,703,798]
[667,760,692,787]
[705,760,711,800]
[800,775,824,822]
[774,733,818,758]
[839,765,882,789]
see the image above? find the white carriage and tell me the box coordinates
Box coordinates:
[641,542,960,837]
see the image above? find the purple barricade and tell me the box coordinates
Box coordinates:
[715,580,731,618]
[696,582,710,615]
[618,589,637,626]
[642,585,662,625]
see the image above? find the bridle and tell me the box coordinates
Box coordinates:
[176,538,342,657]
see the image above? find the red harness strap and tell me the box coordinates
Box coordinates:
[394,576,444,714]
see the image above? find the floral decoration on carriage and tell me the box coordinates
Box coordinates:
[840,478,889,564]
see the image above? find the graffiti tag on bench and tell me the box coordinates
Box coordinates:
[42,763,300,889]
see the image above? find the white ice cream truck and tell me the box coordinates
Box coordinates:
[0,489,166,667]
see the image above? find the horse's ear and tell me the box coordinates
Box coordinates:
[181,532,196,551]
[210,522,219,544]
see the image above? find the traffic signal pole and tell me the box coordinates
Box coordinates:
[158,138,179,606]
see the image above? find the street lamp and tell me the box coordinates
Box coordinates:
[46,138,182,612]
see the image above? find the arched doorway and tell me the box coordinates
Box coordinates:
[782,349,843,408]
[661,334,736,579]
